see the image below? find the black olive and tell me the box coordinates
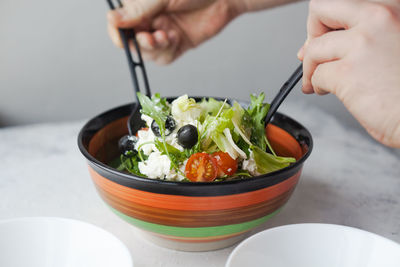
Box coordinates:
[177,125,198,149]
[118,135,138,157]
[151,116,176,137]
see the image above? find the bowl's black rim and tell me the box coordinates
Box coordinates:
[78,97,313,196]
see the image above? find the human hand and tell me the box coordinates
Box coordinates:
[107,0,242,65]
[298,0,400,148]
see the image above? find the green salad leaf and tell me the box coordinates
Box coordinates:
[137,92,183,173]
[252,146,296,174]
[199,97,230,121]
[154,139,186,169]
[137,92,170,136]
[117,154,147,177]
[123,92,298,180]
[232,102,252,145]
[246,93,270,151]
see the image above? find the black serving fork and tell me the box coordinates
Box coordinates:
[264,64,303,125]
[106,0,151,136]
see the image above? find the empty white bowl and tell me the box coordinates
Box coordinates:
[0,217,133,267]
[226,223,400,267]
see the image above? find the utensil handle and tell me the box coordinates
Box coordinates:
[106,0,151,103]
[264,63,303,125]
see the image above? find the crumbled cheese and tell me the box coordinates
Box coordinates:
[242,152,260,176]
[138,151,171,178]
[135,129,157,156]
[165,132,184,152]
[138,151,187,181]
[141,114,154,127]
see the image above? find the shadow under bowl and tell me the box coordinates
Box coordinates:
[78,98,313,251]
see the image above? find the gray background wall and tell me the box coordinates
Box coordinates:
[0,0,361,132]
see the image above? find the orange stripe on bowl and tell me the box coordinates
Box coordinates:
[89,167,300,211]
[96,185,294,227]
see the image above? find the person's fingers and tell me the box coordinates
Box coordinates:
[134,31,180,64]
[136,30,170,50]
[308,0,361,38]
[153,30,170,49]
[310,60,343,96]
[302,30,351,94]
[107,27,180,64]
[305,0,363,49]
[151,15,181,48]
[107,21,123,48]
[136,31,156,50]
[139,45,177,65]
[297,44,305,61]
[107,0,166,28]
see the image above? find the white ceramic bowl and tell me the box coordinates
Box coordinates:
[0,217,133,267]
[226,223,400,267]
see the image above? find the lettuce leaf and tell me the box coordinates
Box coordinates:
[232,101,252,146]
[246,93,270,151]
[199,97,230,121]
[252,146,295,174]
[201,108,234,151]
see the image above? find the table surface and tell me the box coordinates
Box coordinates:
[1,101,399,267]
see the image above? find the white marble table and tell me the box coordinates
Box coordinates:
[1,101,399,267]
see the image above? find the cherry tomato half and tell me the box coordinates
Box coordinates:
[211,151,238,177]
[185,153,218,182]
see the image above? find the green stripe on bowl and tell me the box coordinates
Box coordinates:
[110,206,281,238]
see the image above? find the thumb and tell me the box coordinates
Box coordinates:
[108,0,166,28]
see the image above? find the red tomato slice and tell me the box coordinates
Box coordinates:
[185,153,218,182]
[211,151,238,177]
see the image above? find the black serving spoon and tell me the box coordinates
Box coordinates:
[106,0,151,155]
[264,64,303,125]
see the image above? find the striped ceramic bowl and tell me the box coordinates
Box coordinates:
[78,99,312,251]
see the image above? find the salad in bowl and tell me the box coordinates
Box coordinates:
[116,93,296,182]
[78,92,312,251]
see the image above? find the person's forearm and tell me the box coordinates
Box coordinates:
[232,0,305,14]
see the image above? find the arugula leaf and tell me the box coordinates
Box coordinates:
[246,93,270,151]
[118,154,147,177]
[151,93,170,114]
[154,139,186,170]
[137,92,186,174]
[252,146,295,174]
[137,92,170,136]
